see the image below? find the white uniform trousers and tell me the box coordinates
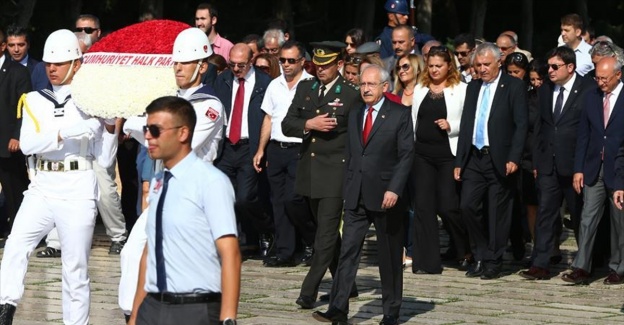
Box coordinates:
[118,208,148,315]
[0,192,97,325]
[44,161,126,249]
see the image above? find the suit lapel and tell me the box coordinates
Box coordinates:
[558,75,582,121]
[358,105,365,147]
[488,76,506,118]
[606,89,624,128]
[0,54,9,89]
[364,102,389,147]
[544,82,555,124]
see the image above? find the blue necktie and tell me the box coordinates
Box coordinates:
[553,86,565,121]
[475,84,490,149]
[155,171,172,292]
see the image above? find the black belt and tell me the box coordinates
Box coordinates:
[472,145,490,155]
[270,140,300,148]
[227,138,249,145]
[148,292,221,304]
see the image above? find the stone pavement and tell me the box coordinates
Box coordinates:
[3,224,624,325]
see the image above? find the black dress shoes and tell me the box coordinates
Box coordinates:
[263,256,296,267]
[259,233,274,257]
[312,308,347,323]
[465,261,483,277]
[458,258,473,271]
[379,315,398,325]
[300,246,314,266]
[0,304,16,325]
[518,266,550,280]
[319,291,358,302]
[561,268,590,285]
[295,295,315,309]
[480,267,503,280]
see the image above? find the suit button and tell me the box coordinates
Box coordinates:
[604,136,607,139]
[312,138,316,143]
[311,153,315,157]
[316,110,320,114]
[342,159,345,163]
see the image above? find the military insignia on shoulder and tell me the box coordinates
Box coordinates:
[206,107,219,121]
[342,79,360,91]
[311,81,319,90]
[335,85,342,94]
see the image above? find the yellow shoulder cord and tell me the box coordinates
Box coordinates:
[17,94,40,133]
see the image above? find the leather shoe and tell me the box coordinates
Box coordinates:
[0,303,16,325]
[561,268,590,285]
[263,256,296,267]
[518,266,550,280]
[312,308,347,323]
[550,255,563,265]
[295,295,315,309]
[603,270,624,285]
[465,260,483,277]
[379,314,398,325]
[109,240,126,255]
[300,246,314,266]
[259,233,274,258]
[480,267,503,280]
[458,257,474,271]
[319,291,358,302]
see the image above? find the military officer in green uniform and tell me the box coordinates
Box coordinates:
[282,41,363,309]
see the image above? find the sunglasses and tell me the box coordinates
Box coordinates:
[548,63,566,71]
[228,62,248,69]
[75,27,99,34]
[454,50,472,57]
[278,57,302,64]
[499,46,512,52]
[395,63,411,72]
[255,65,270,73]
[142,125,182,138]
[346,56,362,64]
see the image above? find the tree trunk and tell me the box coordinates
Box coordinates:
[417,0,432,35]
[16,0,37,27]
[140,0,163,19]
[470,0,487,39]
[272,0,295,40]
[444,0,460,39]
[575,0,589,27]
[521,0,533,52]
[354,0,375,40]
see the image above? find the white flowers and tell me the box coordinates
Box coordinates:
[72,53,177,119]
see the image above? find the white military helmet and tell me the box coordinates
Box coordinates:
[43,29,82,63]
[172,27,213,62]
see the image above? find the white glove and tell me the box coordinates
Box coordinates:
[59,118,101,139]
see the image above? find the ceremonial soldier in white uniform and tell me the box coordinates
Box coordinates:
[0,29,117,325]
[119,27,225,321]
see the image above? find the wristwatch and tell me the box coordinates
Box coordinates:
[220,318,237,325]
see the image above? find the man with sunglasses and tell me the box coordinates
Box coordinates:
[563,57,624,285]
[0,29,117,325]
[120,27,225,320]
[453,33,475,83]
[75,14,101,46]
[495,34,517,68]
[519,46,593,281]
[252,40,314,268]
[282,41,361,310]
[213,43,273,259]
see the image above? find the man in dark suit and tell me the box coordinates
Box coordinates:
[282,41,362,309]
[454,42,528,280]
[563,57,624,285]
[6,25,39,75]
[213,43,273,257]
[0,30,31,239]
[519,46,592,280]
[311,64,413,325]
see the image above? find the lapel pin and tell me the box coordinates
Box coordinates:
[381,115,386,119]
[316,109,320,114]
[500,84,505,88]
[574,90,578,93]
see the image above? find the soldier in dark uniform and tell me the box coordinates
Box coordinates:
[282,41,362,309]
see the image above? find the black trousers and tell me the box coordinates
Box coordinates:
[460,150,514,267]
[266,142,311,258]
[329,198,404,319]
[300,197,356,299]
[117,139,139,233]
[216,142,272,242]
[0,153,29,236]
[136,295,220,325]
[532,165,581,269]
[412,153,466,273]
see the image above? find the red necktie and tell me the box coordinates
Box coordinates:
[362,106,374,145]
[229,78,245,144]
[604,92,612,128]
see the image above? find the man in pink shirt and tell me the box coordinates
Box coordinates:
[195,3,234,62]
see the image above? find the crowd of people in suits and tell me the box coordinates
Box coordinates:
[1,0,624,324]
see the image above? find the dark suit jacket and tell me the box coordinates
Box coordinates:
[0,54,32,158]
[282,75,363,198]
[213,68,271,157]
[455,73,528,176]
[575,83,624,189]
[533,74,593,176]
[343,99,414,212]
[24,56,39,75]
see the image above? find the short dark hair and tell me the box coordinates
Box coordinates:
[196,3,218,18]
[281,40,305,59]
[345,28,366,48]
[547,46,577,69]
[453,33,475,50]
[561,13,584,33]
[76,14,100,28]
[6,25,29,43]
[145,96,196,140]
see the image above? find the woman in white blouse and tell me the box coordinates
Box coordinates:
[410,45,470,274]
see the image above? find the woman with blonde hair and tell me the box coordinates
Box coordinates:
[392,54,424,106]
[410,45,470,274]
